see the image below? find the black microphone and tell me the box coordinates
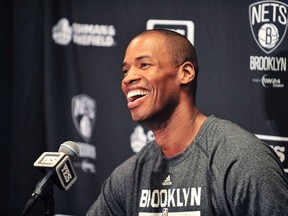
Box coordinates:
[21,141,80,216]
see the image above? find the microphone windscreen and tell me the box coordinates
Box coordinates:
[58,141,80,160]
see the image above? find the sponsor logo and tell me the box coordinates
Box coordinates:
[130,125,155,153]
[146,19,195,44]
[162,175,172,186]
[261,73,284,87]
[72,94,97,143]
[252,73,285,88]
[52,18,116,47]
[52,18,72,45]
[249,1,288,54]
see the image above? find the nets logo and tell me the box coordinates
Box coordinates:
[146,19,195,44]
[249,1,288,54]
[71,94,97,143]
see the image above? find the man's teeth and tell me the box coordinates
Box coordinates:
[127,90,148,100]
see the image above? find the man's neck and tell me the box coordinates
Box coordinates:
[152,105,207,158]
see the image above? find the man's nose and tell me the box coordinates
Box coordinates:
[122,68,141,86]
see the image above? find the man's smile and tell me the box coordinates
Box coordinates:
[126,89,149,108]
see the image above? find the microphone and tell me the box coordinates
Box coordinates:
[21,141,80,216]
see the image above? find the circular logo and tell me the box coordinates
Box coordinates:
[258,23,279,49]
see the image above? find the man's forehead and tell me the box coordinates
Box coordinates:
[122,33,171,66]
[125,35,167,57]
[129,33,165,48]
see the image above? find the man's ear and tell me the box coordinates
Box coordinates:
[179,61,195,85]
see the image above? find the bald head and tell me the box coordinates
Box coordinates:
[129,29,199,100]
[134,29,199,75]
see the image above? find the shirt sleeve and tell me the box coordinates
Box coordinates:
[209,127,288,216]
[86,176,126,216]
[86,155,137,216]
[226,143,288,215]
[208,119,288,215]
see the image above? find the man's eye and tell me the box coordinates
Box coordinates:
[140,63,150,68]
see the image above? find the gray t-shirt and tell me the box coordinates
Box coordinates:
[87,116,288,215]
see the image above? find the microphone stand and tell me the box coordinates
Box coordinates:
[22,171,55,216]
[43,185,55,216]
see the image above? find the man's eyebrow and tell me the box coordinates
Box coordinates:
[135,55,152,61]
[121,55,152,69]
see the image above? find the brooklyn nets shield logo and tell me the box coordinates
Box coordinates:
[249,1,288,54]
[71,94,97,143]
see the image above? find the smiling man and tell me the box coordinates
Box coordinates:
[86,29,288,216]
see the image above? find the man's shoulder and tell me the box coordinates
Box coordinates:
[111,140,158,177]
[202,115,259,143]
[198,115,274,160]
[200,116,280,169]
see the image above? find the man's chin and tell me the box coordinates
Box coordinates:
[131,114,145,123]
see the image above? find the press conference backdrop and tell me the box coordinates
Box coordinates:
[2,0,288,215]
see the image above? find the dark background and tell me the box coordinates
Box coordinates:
[1,0,288,215]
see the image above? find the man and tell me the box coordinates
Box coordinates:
[87,29,288,215]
